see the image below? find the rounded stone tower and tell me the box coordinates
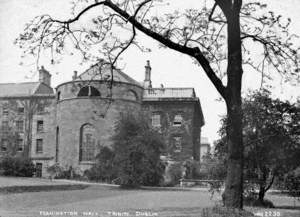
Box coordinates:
[55,62,143,171]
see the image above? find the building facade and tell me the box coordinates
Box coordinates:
[200,137,211,162]
[0,61,204,177]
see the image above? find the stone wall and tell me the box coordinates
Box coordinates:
[142,99,203,162]
[55,81,142,172]
[0,96,56,177]
[30,97,57,173]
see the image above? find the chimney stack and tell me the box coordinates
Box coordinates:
[39,66,51,87]
[144,60,152,88]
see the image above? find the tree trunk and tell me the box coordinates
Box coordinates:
[223,9,244,209]
[258,173,275,203]
[258,185,266,202]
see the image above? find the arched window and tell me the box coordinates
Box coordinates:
[77,86,100,97]
[79,124,97,162]
[124,90,138,101]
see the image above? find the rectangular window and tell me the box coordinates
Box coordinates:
[37,104,44,113]
[17,139,24,152]
[17,107,24,115]
[37,120,44,133]
[1,139,8,152]
[2,108,8,116]
[16,120,24,132]
[173,114,183,126]
[2,121,9,131]
[173,136,182,153]
[151,113,161,127]
[36,139,43,153]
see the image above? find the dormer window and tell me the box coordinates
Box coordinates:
[77,86,100,97]
[173,114,183,126]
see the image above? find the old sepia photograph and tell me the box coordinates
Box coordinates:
[0,0,299,216]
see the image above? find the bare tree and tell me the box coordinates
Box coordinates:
[16,0,299,208]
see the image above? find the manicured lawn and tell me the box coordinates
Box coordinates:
[0,177,299,217]
[0,185,219,217]
[0,176,73,187]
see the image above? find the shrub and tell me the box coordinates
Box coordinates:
[282,168,300,199]
[47,163,64,179]
[112,112,165,187]
[183,159,201,179]
[243,194,274,208]
[47,164,83,179]
[84,147,117,182]
[164,162,183,186]
[0,156,35,177]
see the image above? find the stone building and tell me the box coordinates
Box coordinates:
[0,61,204,177]
[200,137,211,162]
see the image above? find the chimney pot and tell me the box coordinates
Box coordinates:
[39,66,51,87]
[144,60,152,88]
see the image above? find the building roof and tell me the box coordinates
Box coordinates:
[0,82,54,97]
[143,88,196,99]
[76,62,141,86]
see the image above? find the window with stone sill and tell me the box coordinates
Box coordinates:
[36,139,43,153]
[37,104,45,113]
[17,139,24,152]
[1,139,8,152]
[173,114,183,126]
[151,113,161,127]
[2,108,8,116]
[37,120,44,133]
[173,136,182,153]
[16,120,24,132]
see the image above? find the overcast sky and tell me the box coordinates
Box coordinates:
[0,0,299,144]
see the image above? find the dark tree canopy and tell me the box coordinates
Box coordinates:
[216,90,300,203]
[112,111,165,187]
[16,0,300,208]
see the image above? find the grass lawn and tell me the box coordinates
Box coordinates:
[0,185,220,217]
[0,176,64,187]
[0,177,299,217]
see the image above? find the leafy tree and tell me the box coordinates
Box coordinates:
[16,0,300,207]
[47,163,64,179]
[216,90,300,204]
[282,168,300,201]
[0,124,21,156]
[200,153,226,181]
[84,146,117,182]
[112,112,165,187]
